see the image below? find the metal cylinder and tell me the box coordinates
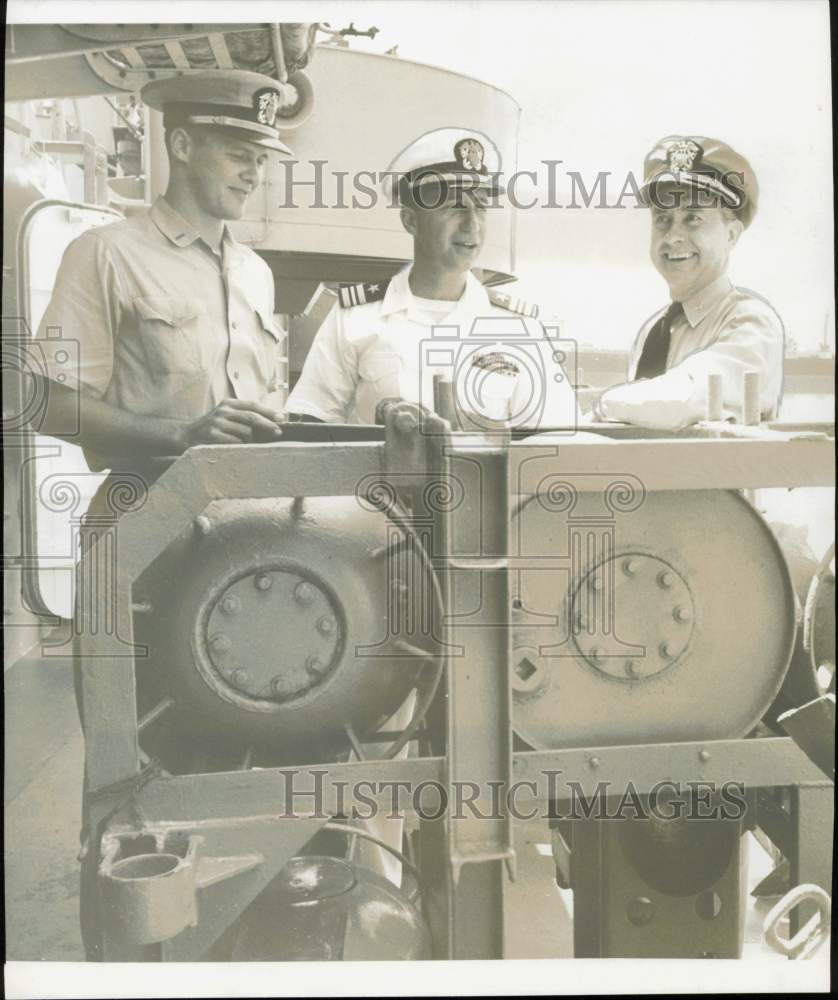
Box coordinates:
[230,856,431,961]
[98,848,197,946]
[433,375,459,428]
[136,497,424,766]
[511,477,797,749]
[769,534,836,715]
[705,372,723,421]
[742,370,761,425]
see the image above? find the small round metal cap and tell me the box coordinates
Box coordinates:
[306,655,327,676]
[626,896,655,926]
[271,675,295,697]
[211,633,232,654]
[317,615,337,635]
[221,595,241,615]
[274,856,356,903]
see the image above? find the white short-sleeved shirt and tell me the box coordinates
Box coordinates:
[287,267,577,429]
[598,275,784,430]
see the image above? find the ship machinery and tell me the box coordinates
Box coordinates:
[2,22,834,961]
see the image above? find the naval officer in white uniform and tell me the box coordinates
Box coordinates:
[287,127,577,430]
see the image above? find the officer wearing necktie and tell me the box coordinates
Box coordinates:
[594,136,785,430]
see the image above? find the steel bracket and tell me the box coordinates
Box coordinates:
[98,830,262,949]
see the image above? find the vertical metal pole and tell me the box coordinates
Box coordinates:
[742,371,761,425]
[414,434,515,958]
[706,373,723,422]
[414,425,453,958]
[570,818,605,957]
[433,376,459,429]
[790,783,834,934]
[443,437,515,958]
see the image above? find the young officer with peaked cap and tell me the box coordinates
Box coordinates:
[594,135,784,430]
[287,127,577,430]
[34,70,294,506]
[30,69,294,960]
[288,129,575,888]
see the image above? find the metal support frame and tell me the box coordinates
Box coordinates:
[76,421,834,960]
[789,783,834,934]
[442,435,514,958]
[4,23,306,103]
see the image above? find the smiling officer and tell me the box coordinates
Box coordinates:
[287,127,576,429]
[34,70,293,504]
[595,136,785,429]
[30,69,297,960]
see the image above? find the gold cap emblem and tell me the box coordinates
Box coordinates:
[256,89,281,127]
[454,138,485,172]
[667,139,701,173]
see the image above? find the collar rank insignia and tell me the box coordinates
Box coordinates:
[454,138,485,172]
[255,89,281,127]
[338,279,391,309]
[667,139,702,173]
[488,288,539,319]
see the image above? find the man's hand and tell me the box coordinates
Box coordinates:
[177,399,284,449]
[30,378,285,462]
[576,386,608,417]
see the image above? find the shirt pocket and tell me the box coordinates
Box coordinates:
[358,350,401,382]
[133,294,205,374]
[354,351,402,422]
[254,305,287,393]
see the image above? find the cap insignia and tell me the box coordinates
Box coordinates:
[454,138,485,172]
[667,139,701,173]
[255,89,281,128]
[472,351,520,376]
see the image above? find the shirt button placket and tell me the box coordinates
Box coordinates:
[229,317,240,393]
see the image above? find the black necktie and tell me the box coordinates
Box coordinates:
[634,302,684,380]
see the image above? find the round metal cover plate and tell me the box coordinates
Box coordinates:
[205,569,341,702]
[512,490,796,748]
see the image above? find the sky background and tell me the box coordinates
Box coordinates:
[341,0,834,352]
[8,0,834,353]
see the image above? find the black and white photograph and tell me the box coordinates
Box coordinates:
[3,1,834,996]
